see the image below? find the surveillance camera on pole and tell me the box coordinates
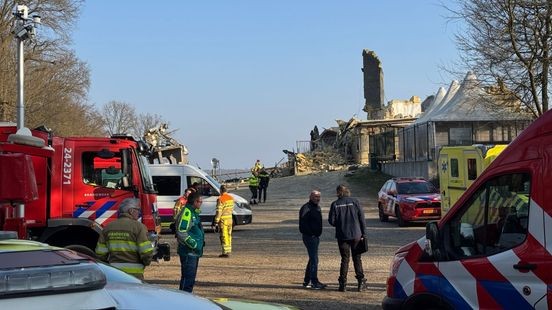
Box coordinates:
[12,4,41,131]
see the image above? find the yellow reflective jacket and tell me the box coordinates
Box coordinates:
[249,175,259,187]
[215,193,234,225]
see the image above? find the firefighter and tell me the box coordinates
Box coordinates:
[212,185,234,257]
[248,174,260,204]
[95,198,153,279]
[173,188,193,222]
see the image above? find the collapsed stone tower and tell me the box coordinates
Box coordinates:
[361,50,384,120]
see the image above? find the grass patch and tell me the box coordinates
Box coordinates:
[345,167,392,193]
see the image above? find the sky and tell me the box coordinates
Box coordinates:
[72,1,461,170]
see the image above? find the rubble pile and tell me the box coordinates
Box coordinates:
[295,149,348,174]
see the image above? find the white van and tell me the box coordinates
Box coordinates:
[148,164,252,229]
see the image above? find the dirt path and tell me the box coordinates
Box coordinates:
[145,170,424,309]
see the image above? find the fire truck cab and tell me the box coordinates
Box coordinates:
[383,110,552,309]
[0,124,169,260]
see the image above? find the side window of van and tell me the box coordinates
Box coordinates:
[445,173,530,259]
[153,176,181,196]
[187,176,217,196]
[467,158,477,180]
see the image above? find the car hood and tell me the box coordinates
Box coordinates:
[400,193,441,201]
[105,282,220,309]
[229,193,248,204]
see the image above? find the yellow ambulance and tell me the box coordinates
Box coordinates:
[438,144,507,214]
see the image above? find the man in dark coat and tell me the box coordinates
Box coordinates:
[328,184,368,292]
[299,190,326,290]
[258,169,270,203]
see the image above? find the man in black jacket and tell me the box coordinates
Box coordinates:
[299,190,327,290]
[328,184,368,292]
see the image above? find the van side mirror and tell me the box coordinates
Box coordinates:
[425,221,442,260]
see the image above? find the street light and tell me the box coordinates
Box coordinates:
[12,4,41,131]
[211,158,220,179]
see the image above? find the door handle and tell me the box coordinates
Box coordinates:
[513,262,537,271]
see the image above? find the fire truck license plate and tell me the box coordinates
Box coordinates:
[423,210,435,214]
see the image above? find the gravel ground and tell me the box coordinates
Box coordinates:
[145,169,426,309]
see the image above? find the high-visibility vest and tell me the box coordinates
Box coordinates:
[249,176,259,187]
[173,196,187,221]
[215,193,234,224]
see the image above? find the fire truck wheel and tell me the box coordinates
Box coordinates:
[65,244,97,258]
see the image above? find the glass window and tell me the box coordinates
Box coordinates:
[152,176,181,196]
[445,173,530,260]
[449,127,472,145]
[187,176,217,196]
[450,159,459,178]
[138,155,155,193]
[397,181,436,194]
[82,151,124,189]
[467,158,477,180]
[381,181,391,193]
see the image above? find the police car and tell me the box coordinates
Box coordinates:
[0,234,297,310]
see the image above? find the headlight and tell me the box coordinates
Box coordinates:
[235,202,251,210]
[0,263,106,298]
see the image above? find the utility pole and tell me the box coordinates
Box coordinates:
[11,5,41,223]
[12,4,40,131]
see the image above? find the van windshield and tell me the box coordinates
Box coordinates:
[205,174,221,189]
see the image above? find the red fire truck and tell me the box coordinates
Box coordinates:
[0,124,169,259]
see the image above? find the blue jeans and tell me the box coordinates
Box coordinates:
[302,234,320,284]
[179,254,199,292]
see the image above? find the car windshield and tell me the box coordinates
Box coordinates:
[397,181,436,194]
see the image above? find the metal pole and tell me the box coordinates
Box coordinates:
[16,36,24,130]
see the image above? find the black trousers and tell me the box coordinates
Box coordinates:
[249,186,258,200]
[337,239,364,283]
[258,185,267,202]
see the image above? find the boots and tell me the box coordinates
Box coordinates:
[357,278,368,292]
[338,279,346,292]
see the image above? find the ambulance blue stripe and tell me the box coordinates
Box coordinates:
[480,280,532,309]
[96,201,117,218]
[393,279,407,299]
[418,274,471,310]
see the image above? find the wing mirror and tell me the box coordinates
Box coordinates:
[425,221,442,260]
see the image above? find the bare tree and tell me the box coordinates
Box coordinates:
[102,100,137,136]
[449,0,552,117]
[132,112,168,138]
[0,0,100,135]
